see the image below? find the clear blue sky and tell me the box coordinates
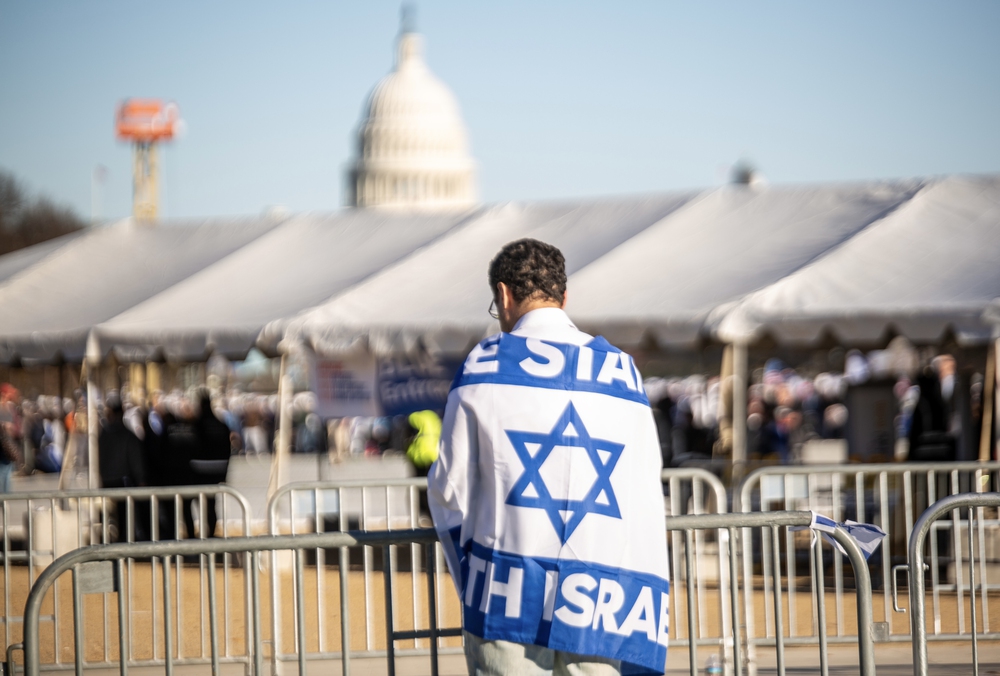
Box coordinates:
[1,1,998,220]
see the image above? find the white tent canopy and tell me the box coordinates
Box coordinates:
[0,217,281,364]
[268,180,931,355]
[260,193,697,356]
[93,209,475,362]
[2,174,999,368]
[568,179,925,346]
[716,175,1000,346]
[0,230,86,286]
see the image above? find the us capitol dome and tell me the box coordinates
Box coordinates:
[346,16,477,211]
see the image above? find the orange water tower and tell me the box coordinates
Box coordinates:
[115,99,181,221]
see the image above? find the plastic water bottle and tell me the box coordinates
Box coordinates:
[705,653,723,675]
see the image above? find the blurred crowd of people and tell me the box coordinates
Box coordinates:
[644,345,980,468]
[0,340,986,502]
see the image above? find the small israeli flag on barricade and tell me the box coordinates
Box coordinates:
[807,511,886,560]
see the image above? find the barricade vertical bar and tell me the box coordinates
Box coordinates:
[339,544,351,676]
[903,471,914,540]
[173,496,184,659]
[101,498,110,664]
[669,477,683,643]
[295,549,307,676]
[425,545,440,676]
[783,475,796,637]
[878,472,891,632]
[978,502,989,633]
[683,530,697,676]
[434,542,447,658]
[116,558,128,676]
[51,499,61,667]
[72,565,85,676]
[208,552,220,676]
[903,468,914,636]
[199,494,209,658]
[314,488,325,656]
[692,480,708,638]
[728,527,742,676]
[222,497,231,658]
[270,512,282,675]
[241,500,252,676]
[250,551,263,676]
[813,536,828,676]
[831,473,844,636]
[716,524,732,666]
[339,487,351,676]
[740,520,756,669]
[409,487,422,649]
[912,501,928,674]
[151,497,160,657]
[126,497,135,663]
[806,473,819,637]
[163,555,174,676]
[968,507,979,676]
[951,471,965,635]
[771,525,785,676]
[928,471,941,635]
[384,545,396,676]
[762,501,774,638]
[363,487,374,651]
[3,500,10,651]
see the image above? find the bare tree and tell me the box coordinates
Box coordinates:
[0,170,84,257]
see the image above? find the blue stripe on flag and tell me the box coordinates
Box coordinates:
[457,543,670,673]
[453,334,650,406]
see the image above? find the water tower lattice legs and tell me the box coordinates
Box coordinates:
[132,141,158,221]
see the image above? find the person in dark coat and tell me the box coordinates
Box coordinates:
[98,396,147,541]
[908,369,955,462]
[160,402,200,539]
[183,392,231,539]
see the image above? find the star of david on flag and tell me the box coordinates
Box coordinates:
[505,403,624,543]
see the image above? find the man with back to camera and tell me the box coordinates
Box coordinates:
[428,239,670,676]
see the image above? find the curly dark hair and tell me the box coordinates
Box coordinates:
[488,239,567,304]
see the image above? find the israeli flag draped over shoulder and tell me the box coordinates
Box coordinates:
[428,309,671,674]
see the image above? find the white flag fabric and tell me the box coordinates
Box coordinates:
[809,511,887,560]
[428,308,670,674]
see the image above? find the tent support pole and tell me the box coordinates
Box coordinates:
[86,356,100,491]
[731,341,748,483]
[996,339,1000,462]
[980,341,996,463]
[267,354,293,501]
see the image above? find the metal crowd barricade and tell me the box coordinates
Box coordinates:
[265,478,437,674]
[12,528,450,676]
[8,511,879,676]
[736,461,1000,650]
[264,468,730,671]
[0,486,253,671]
[665,510,878,676]
[909,492,1000,676]
[660,468,733,663]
